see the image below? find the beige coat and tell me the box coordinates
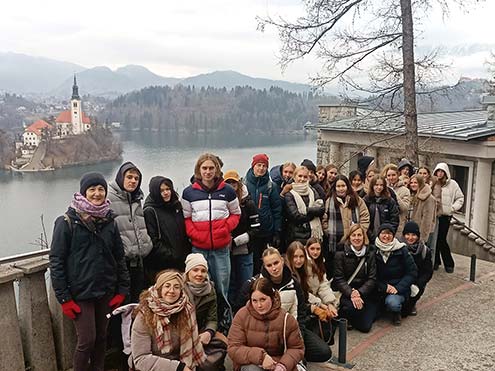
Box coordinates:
[433,163,464,216]
[392,181,411,236]
[322,196,370,240]
[410,184,437,242]
[307,261,338,307]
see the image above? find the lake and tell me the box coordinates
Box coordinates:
[0,132,316,258]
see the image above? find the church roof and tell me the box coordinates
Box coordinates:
[25,120,53,136]
[55,110,91,124]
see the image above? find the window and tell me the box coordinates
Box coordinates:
[73,102,77,108]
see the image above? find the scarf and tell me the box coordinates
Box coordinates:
[146,273,205,369]
[375,237,404,263]
[351,244,367,257]
[290,184,323,241]
[407,241,427,260]
[327,196,359,253]
[186,280,213,302]
[70,192,111,218]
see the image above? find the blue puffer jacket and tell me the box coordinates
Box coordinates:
[375,245,418,297]
[244,168,282,235]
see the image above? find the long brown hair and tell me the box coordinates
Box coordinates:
[305,237,325,281]
[285,241,310,295]
[367,174,391,198]
[330,174,359,209]
[134,269,191,337]
[194,153,222,180]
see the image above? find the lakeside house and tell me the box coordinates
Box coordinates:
[22,119,53,147]
[312,96,495,242]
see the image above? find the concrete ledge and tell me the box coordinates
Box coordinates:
[0,266,23,284]
[14,257,50,274]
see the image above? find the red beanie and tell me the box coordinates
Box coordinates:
[252,153,269,168]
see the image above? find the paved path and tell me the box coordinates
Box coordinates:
[314,253,495,371]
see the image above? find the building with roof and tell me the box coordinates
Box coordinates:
[54,76,91,136]
[312,97,495,242]
[22,119,53,147]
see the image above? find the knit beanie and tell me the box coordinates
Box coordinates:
[185,253,208,274]
[377,223,396,236]
[301,159,317,173]
[252,153,269,168]
[224,169,240,182]
[403,221,420,239]
[80,172,108,197]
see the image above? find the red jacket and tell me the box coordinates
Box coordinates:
[181,179,241,249]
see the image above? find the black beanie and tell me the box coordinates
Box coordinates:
[80,172,108,196]
[378,223,396,236]
[403,221,420,239]
[301,159,317,173]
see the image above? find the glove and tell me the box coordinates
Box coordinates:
[233,232,250,247]
[306,206,321,219]
[272,233,281,248]
[61,300,81,320]
[313,306,328,322]
[109,294,126,310]
[274,363,288,371]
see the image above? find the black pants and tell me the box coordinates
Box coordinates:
[126,259,146,303]
[339,296,378,333]
[301,326,332,362]
[435,215,455,269]
[403,286,426,315]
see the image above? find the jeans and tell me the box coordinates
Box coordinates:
[384,294,405,313]
[339,296,378,333]
[435,215,455,269]
[229,253,253,304]
[73,295,111,371]
[192,246,232,331]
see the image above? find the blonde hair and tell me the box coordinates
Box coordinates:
[381,163,398,178]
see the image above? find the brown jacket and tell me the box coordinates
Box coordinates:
[392,181,411,236]
[227,296,304,371]
[322,196,370,238]
[410,184,436,242]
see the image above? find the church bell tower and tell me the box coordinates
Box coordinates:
[71,75,83,134]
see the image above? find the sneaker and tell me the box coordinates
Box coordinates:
[445,266,454,273]
[410,305,417,316]
[393,313,401,326]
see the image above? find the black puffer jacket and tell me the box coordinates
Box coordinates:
[143,177,191,278]
[284,186,324,244]
[375,246,418,297]
[364,195,399,240]
[231,185,260,253]
[406,241,433,289]
[332,244,377,299]
[50,207,130,303]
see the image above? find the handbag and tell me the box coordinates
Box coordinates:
[198,332,228,371]
[283,313,307,371]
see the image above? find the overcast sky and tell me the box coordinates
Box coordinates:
[0,0,493,86]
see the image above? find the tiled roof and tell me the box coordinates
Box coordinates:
[313,109,494,141]
[25,120,53,136]
[55,110,91,124]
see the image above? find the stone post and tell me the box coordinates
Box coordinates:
[16,258,58,371]
[48,278,76,371]
[329,142,342,166]
[472,159,492,238]
[0,266,25,371]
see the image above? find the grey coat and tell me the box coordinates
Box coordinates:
[108,181,153,259]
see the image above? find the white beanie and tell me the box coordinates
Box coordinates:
[185,253,208,274]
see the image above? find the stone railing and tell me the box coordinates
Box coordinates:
[448,216,495,263]
[0,250,75,371]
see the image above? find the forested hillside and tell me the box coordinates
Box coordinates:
[100,85,327,133]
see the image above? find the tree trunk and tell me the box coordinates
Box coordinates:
[400,0,419,165]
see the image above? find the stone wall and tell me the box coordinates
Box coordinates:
[319,105,357,124]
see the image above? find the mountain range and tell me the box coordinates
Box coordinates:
[0,52,312,97]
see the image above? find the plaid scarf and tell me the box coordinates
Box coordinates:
[290,185,323,241]
[327,196,359,253]
[146,272,205,369]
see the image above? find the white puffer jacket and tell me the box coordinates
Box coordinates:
[433,163,464,216]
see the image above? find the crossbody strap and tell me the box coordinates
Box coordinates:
[283,312,288,352]
[347,257,366,285]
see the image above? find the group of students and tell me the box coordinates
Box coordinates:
[48,152,464,371]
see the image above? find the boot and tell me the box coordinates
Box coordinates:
[392,312,401,326]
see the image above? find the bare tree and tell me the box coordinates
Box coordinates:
[258,0,483,164]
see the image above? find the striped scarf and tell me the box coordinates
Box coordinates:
[146,273,205,369]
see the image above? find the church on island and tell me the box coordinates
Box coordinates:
[22,76,91,148]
